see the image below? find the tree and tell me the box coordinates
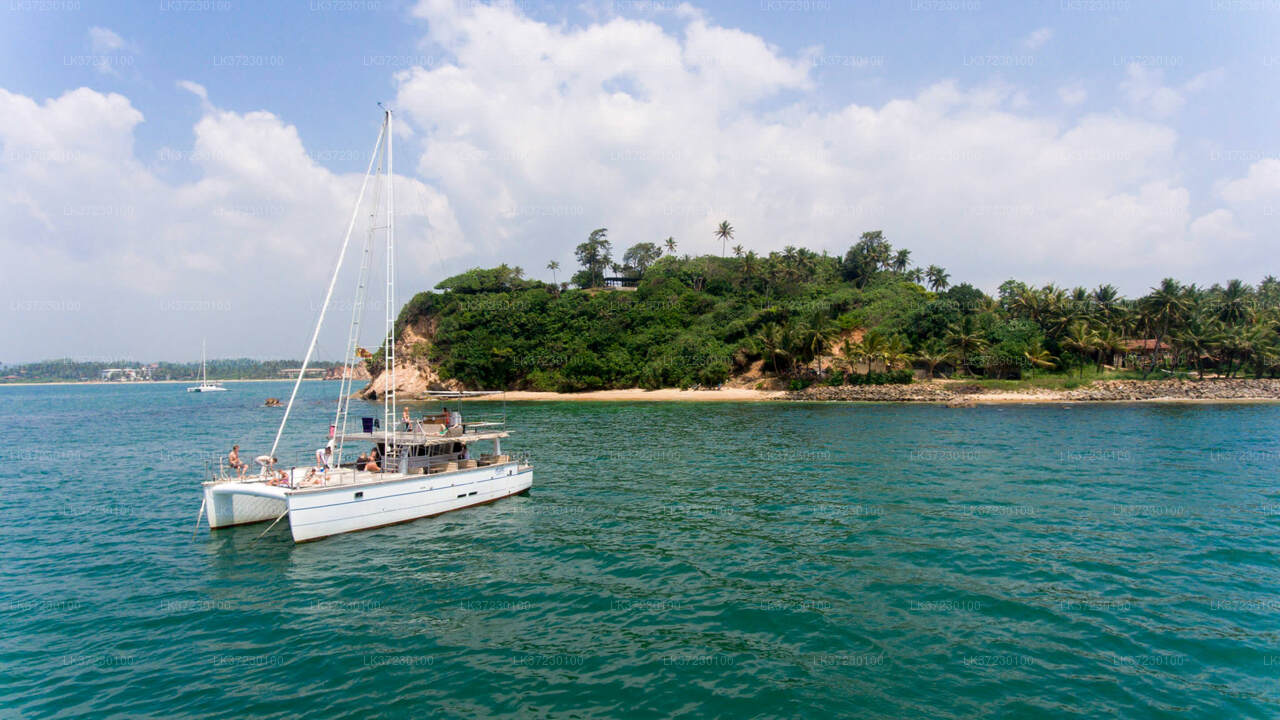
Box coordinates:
[840,231,890,287]
[1137,278,1190,378]
[892,249,911,273]
[914,343,952,379]
[753,323,789,376]
[732,244,744,258]
[800,312,839,374]
[860,329,890,373]
[945,317,987,375]
[838,338,867,377]
[572,228,612,288]
[1023,341,1058,370]
[1216,278,1254,326]
[621,242,662,275]
[884,335,913,371]
[926,265,951,292]
[546,260,560,286]
[1061,321,1100,377]
[715,221,735,256]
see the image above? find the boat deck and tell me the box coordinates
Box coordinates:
[206,458,530,495]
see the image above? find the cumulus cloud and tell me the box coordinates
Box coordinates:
[0,87,461,360]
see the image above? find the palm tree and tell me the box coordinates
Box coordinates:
[914,343,953,379]
[1092,284,1120,325]
[753,323,789,376]
[742,250,757,279]
[1023,341,1058,371]
[839,338,867,377]
[860,329,891,373]
[1172,322,1217,379]
[1061,321,1100,377]
[715,221,734,256]
[892,249,911,273]
[1138,278,1190,378]
[801,313,839,374]
[664,237,677,254]
[732,244,744,258]
[884,335,913,372]
[1216,278,1254,326]
[546,260,560,285]
[945,317,986,376]
[1094,325,1125,372]
[926,265,950,292]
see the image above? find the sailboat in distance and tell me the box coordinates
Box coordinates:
[186,339,227,392]
[196,109,533,542]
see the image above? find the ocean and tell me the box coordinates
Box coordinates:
[2,381,1278,718]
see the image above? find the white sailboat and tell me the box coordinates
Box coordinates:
[186,339,227,392]
[197,109,533,543]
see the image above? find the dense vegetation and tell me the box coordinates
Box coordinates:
[395,229,1280,392]
[0,358,345,383]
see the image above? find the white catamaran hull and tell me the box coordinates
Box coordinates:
[204,463,533,542]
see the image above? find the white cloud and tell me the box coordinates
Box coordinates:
[177,80,208,102]
[1120,64,1221,118]
[0,87,462,360]
[84,27,136,77]
[88,26,129,53]
[1022,27,1053,51]
[1057,82,1087,106]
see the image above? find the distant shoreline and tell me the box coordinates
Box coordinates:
[0,378,336,388]
[15,377,1277,406]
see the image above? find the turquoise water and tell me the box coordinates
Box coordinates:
[2,382,1279,718]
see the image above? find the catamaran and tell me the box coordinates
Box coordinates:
[196,109,533,543]
[186,339,227,392]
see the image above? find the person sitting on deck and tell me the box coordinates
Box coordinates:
[402,406,411,430]
[363,454,381,472]
[269,459,290,487]
[356,451,369,468]
[228,445,247,479]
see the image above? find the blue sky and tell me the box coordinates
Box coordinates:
[2,0,1278,362]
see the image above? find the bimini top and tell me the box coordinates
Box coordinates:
[335,426,509,447]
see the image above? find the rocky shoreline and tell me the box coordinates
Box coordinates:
[786,379,1280,404]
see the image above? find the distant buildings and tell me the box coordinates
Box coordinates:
[100,366,155,382]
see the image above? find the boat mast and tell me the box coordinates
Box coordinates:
[268,113,388,462]
[332,121,387,465]
[383,109,396,454]
[201,339,207,386]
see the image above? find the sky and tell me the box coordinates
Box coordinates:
[2,0,1279,363]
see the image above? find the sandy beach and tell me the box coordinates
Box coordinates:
[497,387,787,402]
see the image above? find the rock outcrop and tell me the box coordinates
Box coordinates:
[360,315,464,400]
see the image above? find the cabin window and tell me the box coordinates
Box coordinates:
[354,491,363,499]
